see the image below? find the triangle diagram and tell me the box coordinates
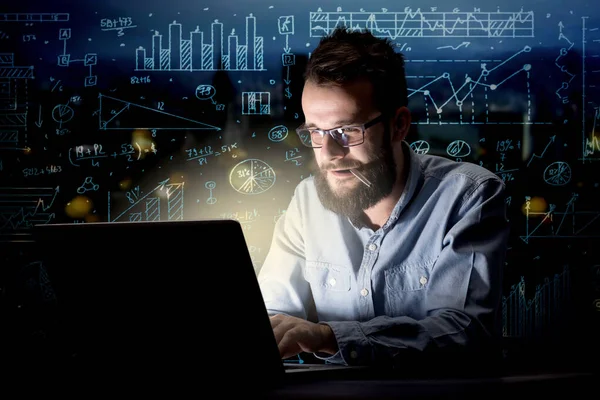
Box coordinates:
[98,94,220,131]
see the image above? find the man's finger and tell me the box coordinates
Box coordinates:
[271,317,295,344]
[278,331,301,360]
[272,322,288,344]
[269,314,285,329]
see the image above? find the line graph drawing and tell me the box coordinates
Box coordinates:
[582,16,599,163]
[502,265,569,338]
[526,135,556,167]
[555,21,576,104]
[436,41,470,50]
[583,107,599,159]
[309,9,535,38]
[108,178,184,222]
[520,193,600,243]
[135,14,265,71]
[0,186,59,241]
[405,46,549,125]
[98,93,220,131]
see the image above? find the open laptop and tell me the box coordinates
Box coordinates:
[27,219,364,394]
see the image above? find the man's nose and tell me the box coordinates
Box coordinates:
[319,132,346,161]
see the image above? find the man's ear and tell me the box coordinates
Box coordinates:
[391,107,411,143]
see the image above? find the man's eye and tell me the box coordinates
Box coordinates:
[341,127,361,134]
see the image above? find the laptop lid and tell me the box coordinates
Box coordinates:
[30,219,285,393]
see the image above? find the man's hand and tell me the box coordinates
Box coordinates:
[269,314,338,359]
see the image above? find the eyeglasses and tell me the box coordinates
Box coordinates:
[295,114,386,148]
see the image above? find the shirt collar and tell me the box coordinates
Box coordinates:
[348,140,423,231]
[382,140,423,230]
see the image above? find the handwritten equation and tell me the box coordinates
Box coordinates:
[68,142,157,167]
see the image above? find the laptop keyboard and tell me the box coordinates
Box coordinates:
[284,363,346,370]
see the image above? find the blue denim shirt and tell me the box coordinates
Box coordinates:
[257,142,510,366]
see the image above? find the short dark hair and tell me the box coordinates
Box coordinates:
[304,26,408,115]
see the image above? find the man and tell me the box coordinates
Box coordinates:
[257,26,510,368]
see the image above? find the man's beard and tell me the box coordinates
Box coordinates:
[313,140,397,222]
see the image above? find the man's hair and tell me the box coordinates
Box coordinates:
[304,26,408,115]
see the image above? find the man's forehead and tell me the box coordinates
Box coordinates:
[301,81,374,127]
[304,115,361,128]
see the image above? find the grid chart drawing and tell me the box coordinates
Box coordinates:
[241,91,270,115]
[309,10,535,39]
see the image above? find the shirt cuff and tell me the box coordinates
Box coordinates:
[315,321,371,366]
[313,350,346,364]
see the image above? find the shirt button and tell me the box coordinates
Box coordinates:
[329,278,336,286]
[368,243,377,251]
[420,276,428,285]
[360,288,369,297]
[350,350,358,359]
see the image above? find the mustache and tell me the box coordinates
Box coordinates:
[320,162,363,171]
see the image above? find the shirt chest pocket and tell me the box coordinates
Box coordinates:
[384,259,435,317]
[384,261,432,292]
[304,262,351,292]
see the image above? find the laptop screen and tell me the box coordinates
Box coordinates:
[29,220,285,391]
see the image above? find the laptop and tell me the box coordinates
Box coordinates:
[25,219,363,395]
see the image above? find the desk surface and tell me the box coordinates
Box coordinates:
[266,370,596,399]
[2,358,596,398]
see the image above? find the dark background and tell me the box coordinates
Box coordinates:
[0,0,598,367]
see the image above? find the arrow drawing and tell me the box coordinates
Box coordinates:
[34,105,43,128]
[526,135,556,167]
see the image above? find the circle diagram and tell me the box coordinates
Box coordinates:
[268,125,288,142]
[229,159,276,195]
[446,140,471,158]
[543,161,571,186]
[205,181,216,190]
[410,140,430,155]
[52,104,74,124]
[195,84,216,100]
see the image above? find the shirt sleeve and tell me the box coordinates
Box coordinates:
[257,186,315,321]
[318,177,510,366]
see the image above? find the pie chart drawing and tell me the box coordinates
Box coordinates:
[543,161,571,186]
[52,104,74,124]
[446,140,471,158]
[410,140,430,155]
[229,159,276,195]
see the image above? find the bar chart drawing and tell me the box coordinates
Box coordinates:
[502,265,570,338]
[0,53,34,151]
[134,14,266,71]
[108,178,184,222]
